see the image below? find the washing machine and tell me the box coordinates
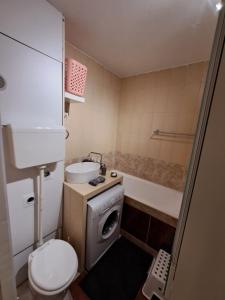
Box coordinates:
[85,184,124,270]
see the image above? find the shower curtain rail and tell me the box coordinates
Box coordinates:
[152,129,195,138]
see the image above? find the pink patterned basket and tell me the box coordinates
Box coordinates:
[65,58,87,96]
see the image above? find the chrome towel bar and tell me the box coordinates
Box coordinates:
[152,129,195,138]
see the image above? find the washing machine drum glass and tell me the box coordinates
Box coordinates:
[102,210,119,238]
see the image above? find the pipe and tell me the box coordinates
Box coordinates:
[37,165,46,247]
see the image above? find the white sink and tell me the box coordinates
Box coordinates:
[65,162,100,184]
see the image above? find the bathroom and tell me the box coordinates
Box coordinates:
[0,1,225,300]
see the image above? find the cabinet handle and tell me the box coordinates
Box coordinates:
[65,129,69,139]
[0,75,6,90]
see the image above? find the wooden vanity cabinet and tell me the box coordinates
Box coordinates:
[63,173,123,272]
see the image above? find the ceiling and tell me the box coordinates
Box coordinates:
[48,0,218,77]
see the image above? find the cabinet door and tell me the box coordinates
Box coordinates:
[121,203,150,242]
[0,33,62,126]
[0,0,63,61]
[147,217,175,253]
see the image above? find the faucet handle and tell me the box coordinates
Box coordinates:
[89,152,103,164]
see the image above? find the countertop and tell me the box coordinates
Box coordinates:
[64,171,123,200]
[64,170,180,227]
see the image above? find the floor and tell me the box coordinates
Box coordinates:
[16,276,147,300]
[70,272,147,300]
[16,237,150,300]
[70,272,90,300]
[17,281,34,300]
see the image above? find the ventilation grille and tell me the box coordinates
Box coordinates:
[142,249,171,299]
[65,58,87,97]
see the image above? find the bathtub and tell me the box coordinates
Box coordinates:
[116,171,183,222]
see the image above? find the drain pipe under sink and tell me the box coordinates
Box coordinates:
[37,165,46,248]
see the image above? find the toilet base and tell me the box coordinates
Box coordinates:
[29,285,73,300]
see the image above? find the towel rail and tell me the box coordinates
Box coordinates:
[152,129,195,138]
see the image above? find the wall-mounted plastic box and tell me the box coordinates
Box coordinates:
[65,58,87,97]
[6,125,65,169]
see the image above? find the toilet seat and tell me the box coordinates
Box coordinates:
[28,239,78,296]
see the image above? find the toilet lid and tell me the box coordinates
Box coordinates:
[29,239,78,291]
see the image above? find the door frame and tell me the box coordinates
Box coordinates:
[0,117,17,300]
[166,3,225,296]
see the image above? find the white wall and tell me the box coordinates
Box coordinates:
[0,0,64,287]
[0,122,17,299]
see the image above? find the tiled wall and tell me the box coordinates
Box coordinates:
[115,62,208,190]
[114,152,186,191]
[65,42,121,166]
[65,42,208,191]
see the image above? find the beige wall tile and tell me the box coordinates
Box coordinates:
[116,62,208,172]
[158,140,173,162]
[177,113,195,133]
[171,143,189,166]
[65,42,121,164]
[65,43,207,190]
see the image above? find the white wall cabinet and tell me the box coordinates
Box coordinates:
[0,0,64,286]
[0,0,63,62]
[0,33,62,126]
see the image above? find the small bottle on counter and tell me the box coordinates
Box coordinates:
[100,163,107,176]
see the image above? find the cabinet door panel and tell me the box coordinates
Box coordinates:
[0,0,63,61]
[147,217,175,253]
[0,34,62,126]
[121,203,150,242]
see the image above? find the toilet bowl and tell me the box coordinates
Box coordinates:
[28,239,78,299]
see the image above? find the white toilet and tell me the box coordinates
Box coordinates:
[28,239,78,299]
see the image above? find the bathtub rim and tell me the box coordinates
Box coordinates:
[114,170,183,226]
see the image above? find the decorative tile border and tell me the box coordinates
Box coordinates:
[114,152,186,191]
[66,151,186,191]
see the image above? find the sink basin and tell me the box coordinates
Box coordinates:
[65,162,100,184]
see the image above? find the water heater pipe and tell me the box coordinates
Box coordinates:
[37,165,46,247]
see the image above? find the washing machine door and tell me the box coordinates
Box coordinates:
[98,205,121,241]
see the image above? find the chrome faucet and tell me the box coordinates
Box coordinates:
[82,152,107,175]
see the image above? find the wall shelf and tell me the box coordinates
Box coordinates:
[65,91,85,103]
